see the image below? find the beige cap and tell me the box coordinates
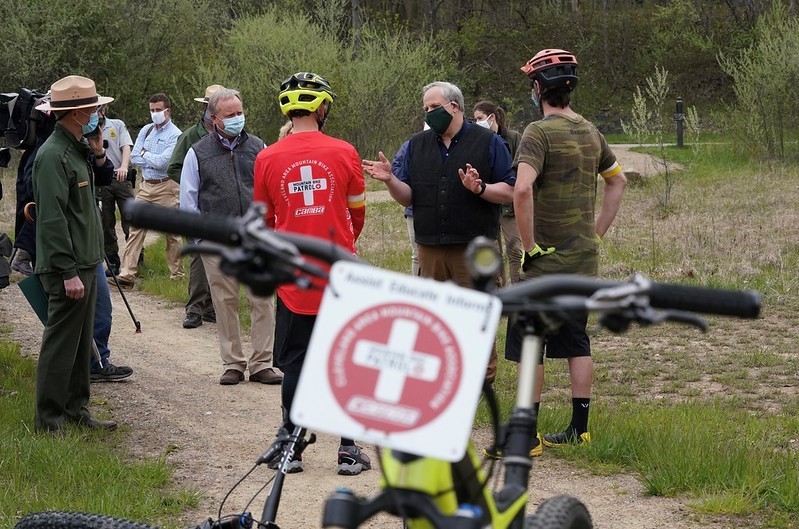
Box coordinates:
[194,84,225,103]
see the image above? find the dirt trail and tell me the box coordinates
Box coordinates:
[0,145,706,528]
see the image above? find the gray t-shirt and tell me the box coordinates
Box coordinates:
[101,117,133,170]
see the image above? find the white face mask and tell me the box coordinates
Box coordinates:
[151,110,167,125]
[475,116,493,129]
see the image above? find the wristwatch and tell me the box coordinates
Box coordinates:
[476,181,487,196]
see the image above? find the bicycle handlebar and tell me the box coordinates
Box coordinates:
[647,282,760,318]
[122,199,359,265]
[123,197,242,246]
[497,274,760,319]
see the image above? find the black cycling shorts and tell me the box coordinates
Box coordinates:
[274,296,317,375]
[504,311,590,363]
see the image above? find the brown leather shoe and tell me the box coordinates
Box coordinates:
[249,368,283,385]
[80,416,118,431]
[109,275,135,290]
[220,369,245,385]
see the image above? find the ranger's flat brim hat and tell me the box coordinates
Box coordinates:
[194,84,225,103]
[35,75,113,111]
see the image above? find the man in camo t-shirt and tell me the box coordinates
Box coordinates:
[507,49,627,452]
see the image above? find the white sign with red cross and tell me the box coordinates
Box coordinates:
[291,261,501,461]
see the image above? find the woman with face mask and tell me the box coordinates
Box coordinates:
[473,100,523,285]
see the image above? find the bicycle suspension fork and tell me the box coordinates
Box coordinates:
[502,323,543,527]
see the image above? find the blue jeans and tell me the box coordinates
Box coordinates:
[92,262,112,370]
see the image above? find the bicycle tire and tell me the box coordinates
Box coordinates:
[14,511,160,529]
[526,495,592,529]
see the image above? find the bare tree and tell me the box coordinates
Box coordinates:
[352,0,363,54]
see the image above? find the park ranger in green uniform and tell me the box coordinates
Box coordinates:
[166,84,224,330]
[507,49,627,452]
[32,75,117,433]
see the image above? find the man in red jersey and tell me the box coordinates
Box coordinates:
[253,71,369,476]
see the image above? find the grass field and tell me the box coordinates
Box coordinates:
[1,141,798,527]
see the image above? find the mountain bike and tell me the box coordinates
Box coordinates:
[14,202,761,529]
[320,263,760,529]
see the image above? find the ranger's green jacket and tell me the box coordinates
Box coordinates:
[33,123,103,279]
[167,119,208,182]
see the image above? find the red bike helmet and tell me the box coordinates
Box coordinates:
[520,49,578,93]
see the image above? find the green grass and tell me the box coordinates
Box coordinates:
[0,340,200,528]
[584,401,799,520]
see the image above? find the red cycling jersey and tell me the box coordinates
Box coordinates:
[253,130,366,315]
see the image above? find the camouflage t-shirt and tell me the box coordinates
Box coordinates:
[516,113,620,277]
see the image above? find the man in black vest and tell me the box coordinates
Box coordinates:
[179,88,281,386]
[362,81,515,381]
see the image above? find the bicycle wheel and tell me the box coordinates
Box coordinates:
[14,511,160,529]
[526,495,592,529]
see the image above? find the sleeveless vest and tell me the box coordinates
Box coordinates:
[408,125,499,245]
[194,131,263,217]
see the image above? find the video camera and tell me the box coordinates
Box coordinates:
[0,88,50,168]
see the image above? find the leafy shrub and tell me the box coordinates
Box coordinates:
[718,3,799,162]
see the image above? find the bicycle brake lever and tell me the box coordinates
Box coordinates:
[256,442,284,466]
[179,241,226,257]
[662,310,708,331]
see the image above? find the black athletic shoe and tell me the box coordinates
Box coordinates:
[183,313,203,329]
[337,445,372,475]
[542,430,591,447]
[266,429,304,473]
[483,433,543,459]
[91,363,133,382]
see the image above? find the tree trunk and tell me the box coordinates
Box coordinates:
[352,0,363,54]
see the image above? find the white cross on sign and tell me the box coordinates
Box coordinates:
[289,165,328,206]
[352,318,441,404]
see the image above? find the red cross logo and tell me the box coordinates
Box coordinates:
[328,303,462,433]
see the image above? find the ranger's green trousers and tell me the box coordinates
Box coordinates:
[35,267,97,432]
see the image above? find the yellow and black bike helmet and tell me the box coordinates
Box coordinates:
[278,72,336,116]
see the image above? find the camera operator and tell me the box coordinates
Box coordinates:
[9,91,54,276]
[96,104,134,276]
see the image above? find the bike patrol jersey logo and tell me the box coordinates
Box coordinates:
[280,158,335,217]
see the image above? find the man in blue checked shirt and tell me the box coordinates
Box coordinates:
[114,93,183,289]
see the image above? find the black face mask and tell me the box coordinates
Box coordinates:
[424,105,453,135]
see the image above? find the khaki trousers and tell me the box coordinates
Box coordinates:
[417,243,498,382]
[499,215,522,285]
[119,179,184,279]
[202,254,275,375]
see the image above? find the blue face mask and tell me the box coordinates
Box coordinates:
[81,112,99,135]
[220,115,245,136]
